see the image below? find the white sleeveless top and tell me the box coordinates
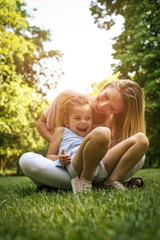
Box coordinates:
[55,128,84,167]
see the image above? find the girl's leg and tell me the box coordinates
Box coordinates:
[102,132,149,184]
[19,152,72,189]
[72,127,111,181]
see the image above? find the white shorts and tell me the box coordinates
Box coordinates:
[66,160,108,184]
[66,155,145,183]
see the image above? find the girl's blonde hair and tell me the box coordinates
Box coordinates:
[102,80,146,143]
[56,95,91,128]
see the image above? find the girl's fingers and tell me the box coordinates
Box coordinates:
[63,160,71,166]
[62,159,71,163]
[61,149,66,155]
[59,155,71,166]
[60,155,71,160]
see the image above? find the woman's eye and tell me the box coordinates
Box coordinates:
[105,94,109,100]
[111,106,114,111]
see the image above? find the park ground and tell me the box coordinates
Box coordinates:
[0,168,160,240]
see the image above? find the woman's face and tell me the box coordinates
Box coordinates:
[95,87,125,115]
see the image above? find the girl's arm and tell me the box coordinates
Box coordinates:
[46,127,71,165]
[46,127,64,161]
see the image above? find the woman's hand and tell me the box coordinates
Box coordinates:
[59,149,71,166]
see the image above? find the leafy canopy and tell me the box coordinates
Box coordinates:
[90,0,160,167]
[0,0,62,173]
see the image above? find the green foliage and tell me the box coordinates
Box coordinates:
[0,0,27,28]
[89,73,119,96]
[0,0,61,173]
[90,0,160,167]
[0,80,49,174]
[0,0,63,95]
[0,169,160,240]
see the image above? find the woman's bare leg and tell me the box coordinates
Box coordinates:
[102,132,149,184]
[72,127,111,181]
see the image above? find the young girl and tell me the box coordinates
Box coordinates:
[46,95,111,193]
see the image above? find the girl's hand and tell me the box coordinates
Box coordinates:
[59,149,71,166]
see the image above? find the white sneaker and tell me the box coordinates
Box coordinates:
[71,176,92,193]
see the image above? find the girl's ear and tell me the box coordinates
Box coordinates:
[64,117,69,128]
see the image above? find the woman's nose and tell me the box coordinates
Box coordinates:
[100,101,108,108]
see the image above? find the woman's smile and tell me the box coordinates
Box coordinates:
[95,87,125,115]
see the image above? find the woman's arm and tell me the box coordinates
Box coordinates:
[37,89,79,142]
[36,114,53,143]
[36,92,63,143]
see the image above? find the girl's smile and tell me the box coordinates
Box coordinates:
[64,104,93,137]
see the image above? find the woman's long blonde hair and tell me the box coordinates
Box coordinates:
[102,80,146,143]
[56,95,91,128]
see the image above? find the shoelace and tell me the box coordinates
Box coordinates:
[82,182,92,192]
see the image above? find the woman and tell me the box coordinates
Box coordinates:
[19,80,149,190]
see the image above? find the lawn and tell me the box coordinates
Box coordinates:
[0,169,160,240]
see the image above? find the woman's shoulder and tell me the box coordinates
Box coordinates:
[54,90,96,103]
[60,89,80,96]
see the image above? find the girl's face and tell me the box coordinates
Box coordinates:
[65,104,92,137]
[95,87,125,115]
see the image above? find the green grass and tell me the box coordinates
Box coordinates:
[0,169,160,240]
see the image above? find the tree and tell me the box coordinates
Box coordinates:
[90,0,160,167]
[0,0,63,96]
[89,73,119,95]
[0,0,62,174]
[0,82,49,174]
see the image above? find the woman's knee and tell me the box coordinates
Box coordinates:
[135,132,149,151]
[90,127,111,147]
[19,152,46,174]
[19,152,32,169]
